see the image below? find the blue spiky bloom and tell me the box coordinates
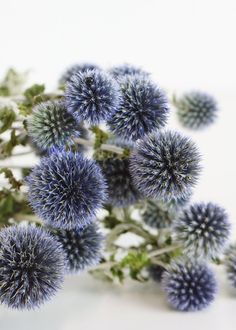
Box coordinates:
[148,264,165,282]
[59,63,100,85]
[142,200,174,229]
[224,244,236,288]
[98,156,140,207]
[175,91,218,129]
[174,203,230,259]
[65,69,120,125]
[162,259,217,311]
[109,64,149,79]
[0,225,65,310]
[130,131,201,201]
[26,150,107,230]
[108,74,169,141]
[53,224,103,273]
[27,100,80,151]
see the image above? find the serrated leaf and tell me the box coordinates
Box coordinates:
[24,84,45,101]
[0,107,16,134]
[90,126,109,149]
[0,168,22,190]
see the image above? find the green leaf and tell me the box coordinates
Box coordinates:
[0,68,28,96]
[0,85,10,96]
[0,168,22,190]
[18,84,45,116]
[0,189,33,225]
[0,129,27,157]
[90,126,109,149]
[24,84,45,101]
[0,107,16,134]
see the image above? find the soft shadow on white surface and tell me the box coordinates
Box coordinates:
[0,268,236,330]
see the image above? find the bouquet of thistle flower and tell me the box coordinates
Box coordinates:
[0,64,233,312]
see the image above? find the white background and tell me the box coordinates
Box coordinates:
[1,0,236,329]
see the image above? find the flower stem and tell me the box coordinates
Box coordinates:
[75,137,124,155]
[148,244,181,258]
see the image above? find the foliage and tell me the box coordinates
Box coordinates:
[0,64,233,313]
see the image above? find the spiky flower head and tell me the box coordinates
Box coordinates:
[26,150,107,230]
[142,200,174,229]
[59,63,100,85]
[65,69,120,125]
[174,91,218,129]
[148,264,165,282]
[98,157,140,207]
[94,138,139,207]
[53,224,103,273]
[162,258,217,311]
[174,203,230,259]
[0,225,65,310]
[130,131,201,201]
[27,100,80,151]
[109,64,149,79]
[108,74,169,141]
[224,244,236,288]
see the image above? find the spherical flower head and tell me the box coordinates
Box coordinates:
[98,156,140,207]
[109,64,149,79]
[175,91,218,129]
[224,244,236,288]
[148,264,165,282]
[26,150,107,230]
[27,100,80,151]
[53,224,103,273]
[142,200,174,229]
[0,225,65,310]
[174,203,230,259]
[130,130,201,201]
[59,63,100,85]
[108,74,169,141]
[162,258,217,311]
[65,69,120,125]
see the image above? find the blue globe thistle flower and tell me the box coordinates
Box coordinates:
[98,156,140,207]
[26,150,107,230]
[174,203,230,259]
[108,74,169,141]
[65,69,120,125]
[148,264,165,282]
[59,63,100,85]
[174,91,218,129]
[109,64,149,79]
[142,200,174,229]
[27,100,80,151]
[224,244,236,288]
[94,138,139,207]
[130,131,201,201]
[53,224,103,273]
[162,259,217,311]
[0,225,65,310]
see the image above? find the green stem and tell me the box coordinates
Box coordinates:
[148,244,181,258]
[75,137,124,155]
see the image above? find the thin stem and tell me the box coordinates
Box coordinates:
[75,137,124,155]
[90,261,117,271]
[0,164,33,169]
[13,213,42,225]
[148,244,181,258]
[11,150,33,157]
[150,259,168,269]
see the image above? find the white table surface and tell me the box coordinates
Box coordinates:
[0,268,236,330]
